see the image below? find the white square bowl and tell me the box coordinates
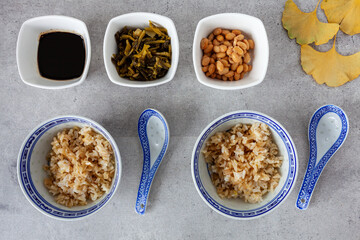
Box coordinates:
[103,12,179,88]
[193,13,269,90]
[16,15,91,89]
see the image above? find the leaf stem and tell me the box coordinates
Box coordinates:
[313,0,321,12]
[332,34,337,49]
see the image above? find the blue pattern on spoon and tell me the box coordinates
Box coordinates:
[296,105,349,210]
[135,109,169,215]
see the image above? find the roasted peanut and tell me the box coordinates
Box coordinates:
[213,28,222,35]
[208,63,215,74]
[219,45,227,53]
[222,29,230,35]
[202,66,209,72]
[231,63,239,71]
[202,55,210,66]
[205,71,211,77]
[203,44,213,53]
[248,39,254,49]
[243,39,250,50]
[219,67,229,75]
[244,52,251,64]
[222,76,228,81]
[216,52,226,58]
[216,35,224,42]
[236,64,244,74]
[200,38,208,50]
[210,58,215,64]
[223,40,232,47]
[233,46,244,56]
[234,34,244,42]
[231,52,241,63]
[216,74,222,80]
[226,46,233,55]
[243,63,249,73]
[224,71,235,78]
[225,32,236,40]
[237,41,247,50]
[208,33,214,41]
[232,29,241,35]
[216,61,224,72]
[213,45,220,53]
[220,59,230,67]
[248,65,252,72]
[240,72,245,79]
[234,72,241,80]
[212,39,220,46]
[210,73,216,78]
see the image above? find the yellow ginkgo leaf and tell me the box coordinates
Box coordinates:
[321,0,360,35]
[282,0,339,45]
[301,40,360,87]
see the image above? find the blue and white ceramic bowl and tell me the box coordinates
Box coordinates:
[17,116,121,220]
[191,111,298,219]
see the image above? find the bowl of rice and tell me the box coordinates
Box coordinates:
[17,116,121,220]
[191,110,298,219]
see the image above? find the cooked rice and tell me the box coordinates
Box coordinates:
[44,126,115,207]
[202,123,282,203]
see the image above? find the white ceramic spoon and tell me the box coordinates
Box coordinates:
[296,105,349,210]
[135,109,169,215]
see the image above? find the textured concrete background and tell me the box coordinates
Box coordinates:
[1,0,359,239]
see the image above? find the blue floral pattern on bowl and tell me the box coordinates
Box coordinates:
[192,111,298,219]
[18,116,121,220]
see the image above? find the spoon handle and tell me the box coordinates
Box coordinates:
[135,109,169,215]
[135,117,151,215]
[296,105,348,210]
[296,156,326,210]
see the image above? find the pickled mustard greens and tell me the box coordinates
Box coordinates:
[111,21,171,81]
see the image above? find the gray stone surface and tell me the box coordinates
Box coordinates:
[1,0,359,239]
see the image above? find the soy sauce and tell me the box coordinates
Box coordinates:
[38,31,86,80]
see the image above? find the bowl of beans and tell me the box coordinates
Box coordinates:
[192,13,269,90]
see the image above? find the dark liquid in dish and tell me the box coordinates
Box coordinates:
[38,32,85,80]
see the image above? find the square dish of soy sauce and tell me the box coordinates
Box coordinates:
[16,15,91,89]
